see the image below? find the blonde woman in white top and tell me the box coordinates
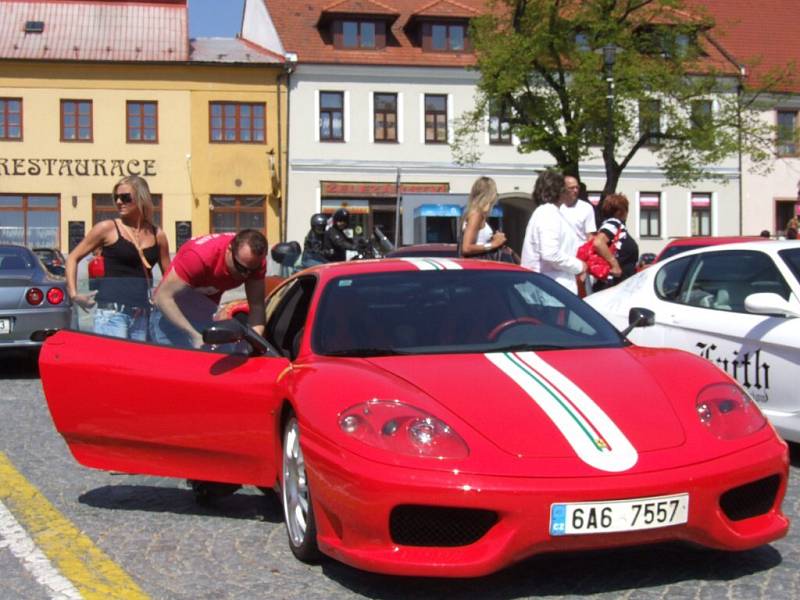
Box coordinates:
[459,176,507,258]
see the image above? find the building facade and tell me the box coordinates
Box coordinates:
[243,0,768,255]
[0,0,287,254]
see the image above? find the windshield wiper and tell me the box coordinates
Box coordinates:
[324,347,411,357]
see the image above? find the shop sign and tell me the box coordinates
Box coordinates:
[321,181,449,197]
[0,157,157,177]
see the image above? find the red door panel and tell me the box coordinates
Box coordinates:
[39,330,290,487]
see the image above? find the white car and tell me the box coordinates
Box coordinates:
[585,241,800,443]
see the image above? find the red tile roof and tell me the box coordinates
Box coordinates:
[689,0,800,93]
[259,0,739,74]
[262,0,486,67]
[0,0,188,62]
[412,0,480,18]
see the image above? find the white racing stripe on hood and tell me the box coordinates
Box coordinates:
[486,351,638,472]
[400,257,463,270]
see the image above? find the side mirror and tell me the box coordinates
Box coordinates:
[744,293,800,318]
[619,307,655,338]
[202,320,244,345]
[202,319,281,357]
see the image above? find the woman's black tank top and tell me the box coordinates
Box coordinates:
[96,220,159,306]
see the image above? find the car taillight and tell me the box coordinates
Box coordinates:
[26,288,44,305]
[47,287,65,305]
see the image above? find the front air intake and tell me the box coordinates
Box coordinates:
[389,505,498,547]
[719,475,781,521]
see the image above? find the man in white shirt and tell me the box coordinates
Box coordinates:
[521,170,586,294]
[559,176,596,242]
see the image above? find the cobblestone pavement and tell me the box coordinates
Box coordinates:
[1,350,798,600]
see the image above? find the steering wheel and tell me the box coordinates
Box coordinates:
[487,316,542,341]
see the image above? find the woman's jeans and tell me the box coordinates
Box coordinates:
[93,308,148,341]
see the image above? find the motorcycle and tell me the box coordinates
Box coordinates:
[271,226,394,276]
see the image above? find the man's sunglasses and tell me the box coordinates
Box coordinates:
[113,193,134,204]
[230,244,261,276]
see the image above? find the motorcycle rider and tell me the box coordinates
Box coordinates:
[301,213,328,268]
[323,208,364,262]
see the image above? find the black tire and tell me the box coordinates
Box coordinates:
[281,415,321,562]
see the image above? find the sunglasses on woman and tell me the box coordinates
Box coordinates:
[113,193,134,204]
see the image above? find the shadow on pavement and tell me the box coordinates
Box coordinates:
[78,483,283,524]
[321,542,783,598]
[0,349,40,379]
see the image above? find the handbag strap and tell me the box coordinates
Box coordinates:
[117,218,153,270]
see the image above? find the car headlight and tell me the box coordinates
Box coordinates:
[339,399,469,459]
[695,383,766,440]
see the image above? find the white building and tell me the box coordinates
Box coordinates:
[242,0,796,253]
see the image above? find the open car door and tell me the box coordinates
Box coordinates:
[40,329,290,487]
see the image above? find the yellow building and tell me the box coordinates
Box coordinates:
[0,1,287,254]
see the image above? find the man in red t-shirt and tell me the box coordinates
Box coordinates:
[152,229,267,348]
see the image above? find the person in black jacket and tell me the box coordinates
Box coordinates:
[323,209,362,262]
[301,213,328,267]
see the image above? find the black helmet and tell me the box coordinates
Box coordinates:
[332,208,350,226]
[310,213,327,232]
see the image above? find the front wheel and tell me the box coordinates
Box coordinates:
[281,415,320,562]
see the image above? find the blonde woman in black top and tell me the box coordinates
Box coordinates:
[66,175,170,340]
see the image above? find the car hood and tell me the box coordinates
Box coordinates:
[367,347,687,464]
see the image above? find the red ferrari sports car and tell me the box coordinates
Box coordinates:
[39,258,789,577]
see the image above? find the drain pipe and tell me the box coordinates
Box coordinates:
[278,53,297,242]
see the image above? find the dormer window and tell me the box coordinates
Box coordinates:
[333,19,386,50]
[422,21,468,52]
[24,20,45,34]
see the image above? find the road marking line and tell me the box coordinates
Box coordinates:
[0,500,82,599]
[0,452,148,600]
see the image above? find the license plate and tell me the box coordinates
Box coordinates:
[550,493,689,536]
[0,318,10,335]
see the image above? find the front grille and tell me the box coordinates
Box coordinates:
[719,475,781,521]
[389,505,498,547]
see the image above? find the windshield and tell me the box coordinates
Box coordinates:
[779,247,800,286]
[312,270,624,357]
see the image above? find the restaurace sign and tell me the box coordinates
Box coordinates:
[0,157,157,177]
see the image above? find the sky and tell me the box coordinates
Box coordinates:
[188,0,245,38]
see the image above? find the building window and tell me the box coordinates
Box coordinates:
[690,100,713,130]
[0,98,22,140]
[423,22,467,52]
[334,20,385,49]
[373,93,397,142]
[0,194,59,247]
[777,110,798,156]
[210,195,265,234]
[319,91,344,141]
[127,101,158,143]
[424,94,448,144]
[639,192,661,238]
[639,99,661,144]
[93,194,162,227]
[209,102,265,143]
[488,100,512,145]
[61,100,92,142]
[691,192,711,236]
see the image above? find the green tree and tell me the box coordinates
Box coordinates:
[453,0,785,196]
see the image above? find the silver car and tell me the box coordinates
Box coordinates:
[0,245,72,349]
